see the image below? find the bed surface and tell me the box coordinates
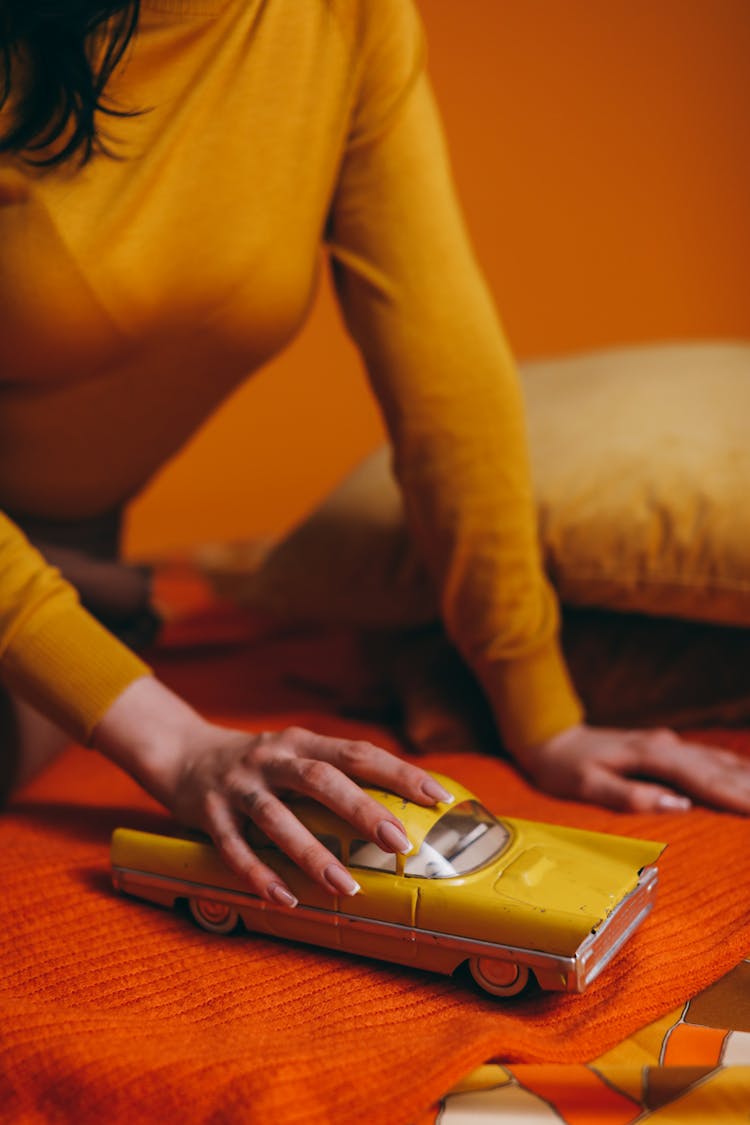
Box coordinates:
[3,582,749,1124]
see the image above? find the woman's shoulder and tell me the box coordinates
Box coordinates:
[327,0,423,60]
[326,0,425,143]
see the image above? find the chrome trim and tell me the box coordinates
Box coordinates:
[573,865,659,990]
[112,863,659,992]
[113,867,270,911]
[112,865,575,971]
[335,911,579,975]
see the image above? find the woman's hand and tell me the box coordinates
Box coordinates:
[92,676,453,907]
[519,723,750,814]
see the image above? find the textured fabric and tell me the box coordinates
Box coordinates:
[2,621,750,1125]
[430,957,750,1121]
[0,0,580,749]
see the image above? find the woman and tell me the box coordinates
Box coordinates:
[1,0,748,907]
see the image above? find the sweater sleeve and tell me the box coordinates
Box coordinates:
[0,512,150,744]
[326,0,583,752]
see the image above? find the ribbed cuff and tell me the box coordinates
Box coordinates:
[474,637,584,754]
[2,598,151,746]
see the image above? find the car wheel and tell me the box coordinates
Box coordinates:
[188,897,240,934]
[468,957,530,998]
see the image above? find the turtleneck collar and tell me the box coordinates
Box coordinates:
[140,0,232,17]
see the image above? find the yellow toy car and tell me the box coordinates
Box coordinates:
[111,773,664,997]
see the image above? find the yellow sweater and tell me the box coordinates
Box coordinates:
[0,0,582,750]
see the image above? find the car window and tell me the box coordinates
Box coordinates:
[349,839,397,873]
[317,833,343,861]
[404,800,510,879]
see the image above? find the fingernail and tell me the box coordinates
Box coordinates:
[657,794,692,811]
[376,820,413,854]
[269,883,298,908]
[421,778,455,803]
[324,864,361,896]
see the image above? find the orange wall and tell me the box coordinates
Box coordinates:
[125,0,750,557]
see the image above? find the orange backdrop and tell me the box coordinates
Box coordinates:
[125,0,750,558]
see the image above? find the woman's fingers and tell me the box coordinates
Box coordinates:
[526,723,750,815]
[203,789,299,905]
[258,727,456,865]
[231,785,361,896]
[631,732,750,813]
[206,783,360,900]
[211,725,443,897]
[577,765,692,814]
[263,753,414,855]
[270,726,454,805]
[186,723,459,900]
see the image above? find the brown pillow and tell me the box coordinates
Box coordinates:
[194,445,434,628]
[525,341,750,626]
[198,340,750,629]
[194,341,750,731]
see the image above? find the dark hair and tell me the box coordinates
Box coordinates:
[0,1,141,167]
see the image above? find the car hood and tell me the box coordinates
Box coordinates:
[491,821,664,933]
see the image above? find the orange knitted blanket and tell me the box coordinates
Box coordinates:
[2,622,749,1124]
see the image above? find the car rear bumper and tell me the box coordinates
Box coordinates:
[568,864,659,991]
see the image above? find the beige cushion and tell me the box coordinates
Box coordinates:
[198,341,750,629]
[195,451,436,628]
[526,341,750,626]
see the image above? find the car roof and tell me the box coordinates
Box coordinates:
[283,771,478,852]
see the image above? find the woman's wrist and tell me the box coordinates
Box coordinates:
[525,721,586,754]
[514,721,588,781]
[90,675,211,807]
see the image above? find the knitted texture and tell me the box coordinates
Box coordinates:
[2,633,749,1123]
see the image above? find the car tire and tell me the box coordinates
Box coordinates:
[188,896,240,935]
[468,957,530,998]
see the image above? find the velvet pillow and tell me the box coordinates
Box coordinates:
[199,340,750,629]
[525,341,750,626]
[195,341,750,729]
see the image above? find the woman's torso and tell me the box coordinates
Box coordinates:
[0,0,364,519]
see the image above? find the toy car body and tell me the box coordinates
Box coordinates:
[111,773,664,997]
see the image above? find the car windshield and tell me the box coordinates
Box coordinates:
[404,800,510,879]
